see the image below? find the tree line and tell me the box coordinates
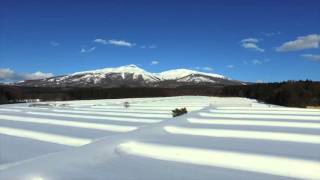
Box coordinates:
[0,85,219,104]
[220,80,320,107]
[1,80,319,108]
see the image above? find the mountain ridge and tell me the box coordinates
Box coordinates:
[15,65,244,88]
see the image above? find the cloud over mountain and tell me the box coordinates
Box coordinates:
[0,68,53,82]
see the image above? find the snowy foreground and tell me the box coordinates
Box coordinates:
[0,96,320,179]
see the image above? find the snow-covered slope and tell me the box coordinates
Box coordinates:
[72,64,161,82]
[16,65,243,87]
[0,97,320,179]
[158,69,225,81]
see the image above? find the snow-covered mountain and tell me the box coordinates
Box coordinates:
[72,64,161,82]
[158,69,225,80]
[16,64,244,87]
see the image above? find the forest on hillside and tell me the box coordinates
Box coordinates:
[0,80,319,108]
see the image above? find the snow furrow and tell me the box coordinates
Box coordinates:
[199,112,320,121]
[117,141,320,179]
[1,96,319,179]
[52,109,171,118]
[26,111,162,123]
[209,109,320,115]
[0,126,92,147]
[0,115,138,132]
[164,126,320,144]
[187,118,320,129]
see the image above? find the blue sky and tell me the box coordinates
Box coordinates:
[0,0,319,82]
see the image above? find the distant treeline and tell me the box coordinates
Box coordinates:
[0,85,219,104]
[1,80,319,108]
[221,80,320,107]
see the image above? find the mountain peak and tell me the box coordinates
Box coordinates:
[16,65,242,87]
[72,64,145,75]
[122,64,140,68]
[159,68,226,80]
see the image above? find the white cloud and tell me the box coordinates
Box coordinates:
[241,38,259,43]
[148,45,157,49]
[141,45,157,49]
[242,43,265,52]
[151,60,159,65]
[108,39,135,47]
[251,59,270,65]
[0,68,53,82]
[244,59,268,65]
[202,67,213,71]
[195,66,214,71]
[23,71,54,80]
[80,47,96,53]
[50,41,59,47]
[94,38,135,47]
[94,39,108,44]
[241,38,265,52]
[252,59,263,65]
[276,34,320,52]
[0,68,15,80]
[301,54,320,61]
[226,64,234,68]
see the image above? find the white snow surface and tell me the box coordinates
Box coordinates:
[72,64,160,82]
[0,96,319,180]
[177,75,216,83]
[158,69,225,80]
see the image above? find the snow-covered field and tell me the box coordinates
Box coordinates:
[0,96,319,179]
